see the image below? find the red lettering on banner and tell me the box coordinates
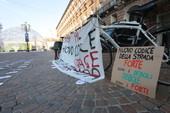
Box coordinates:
[90,51,99,68]
[74,51,100,69]
[74,59,85,69]
[63,36,70,43]
[74,32,81,42]
[131,83,148,95]
[79,60,85,68]
[124,60,143,69]
[84,55,90,68]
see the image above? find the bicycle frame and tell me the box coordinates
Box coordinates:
[98,18,169,62]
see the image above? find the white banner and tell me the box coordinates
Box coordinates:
[52,18,105,83]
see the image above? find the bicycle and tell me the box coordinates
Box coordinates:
[89,1,170,85]
[56,1,170,85]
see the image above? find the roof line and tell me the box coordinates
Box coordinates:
[56,0,73,29]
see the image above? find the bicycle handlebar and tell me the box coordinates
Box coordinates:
[87,14,97,20]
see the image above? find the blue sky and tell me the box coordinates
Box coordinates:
[0,0,69,38]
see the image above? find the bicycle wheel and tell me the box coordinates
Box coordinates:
[158,63,170,86]
[152,28,170,86]
[153,27,170,61]
[100,40,113,71]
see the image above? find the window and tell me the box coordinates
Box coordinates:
[129,13,142,23]
[111,14,117,24]
[126,5,140,22]
[91,6,94,14]
[99,2,104,8]
[156,12,170,45]
[111,0,116,5]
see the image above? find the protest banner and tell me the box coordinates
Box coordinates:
[111,46,164,98]
[52,18,105,83]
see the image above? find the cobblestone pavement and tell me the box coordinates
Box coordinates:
[0,51,169,113]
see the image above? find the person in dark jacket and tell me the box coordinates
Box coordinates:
[53,41,62,60]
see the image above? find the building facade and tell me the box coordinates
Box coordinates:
[56,0,170,39]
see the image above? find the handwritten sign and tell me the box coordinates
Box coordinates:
[111,46,164,98]
[53,18,105,83]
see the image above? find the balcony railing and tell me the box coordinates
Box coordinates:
[96,0,117,16]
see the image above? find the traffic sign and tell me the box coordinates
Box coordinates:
[25,33,29,42]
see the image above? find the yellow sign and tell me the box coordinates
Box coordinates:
[6,43,32,52]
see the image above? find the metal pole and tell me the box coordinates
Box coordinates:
[26,41,29,52]
[21,22,30,52]
[0,23,2,33]
[26,31,29,52]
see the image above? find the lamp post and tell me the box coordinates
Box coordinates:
[0,23,2,33]
[21,22,30,52]
[0,23,4,52]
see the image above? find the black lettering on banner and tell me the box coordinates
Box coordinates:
[80,43,88,52]
[65,46,69,53]
[71,46,74,55]
[63,46,74,55]
[88,28,96,49]
[75,44,80,56]
[75,44,88,56]
[83,69,90,74]
[92,68,100,77]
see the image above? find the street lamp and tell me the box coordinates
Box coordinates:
[0,23,2,33]
[21,22,30,52]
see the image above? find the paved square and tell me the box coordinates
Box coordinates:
[0,51,169,113]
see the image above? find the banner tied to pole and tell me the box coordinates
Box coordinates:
[111,46,164,98]
[52,18,105,84]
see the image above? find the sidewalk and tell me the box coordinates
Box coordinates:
[0,51,169,113]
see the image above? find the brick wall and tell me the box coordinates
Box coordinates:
[57,0,170,38]
[104,0,170,27]
[105,0,153,24]
[145,0,170,28]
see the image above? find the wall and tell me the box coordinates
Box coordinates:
[56,0,170,38]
